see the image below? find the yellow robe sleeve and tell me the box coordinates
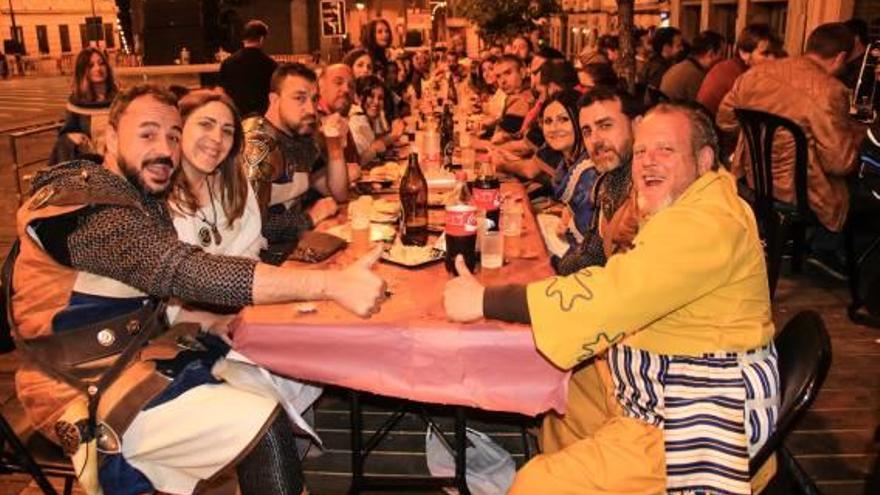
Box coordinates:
[526,200,742,370]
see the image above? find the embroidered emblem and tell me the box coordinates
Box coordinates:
[576,331,625,362]
[243,136,273,182]
[55,420,83,455]
[544,270,595,312]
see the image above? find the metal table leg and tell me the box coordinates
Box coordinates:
[348,390,363,495]
[454,406,471,495]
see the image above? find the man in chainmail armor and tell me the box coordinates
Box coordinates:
[9,83,385,495]
[242,62,349,244]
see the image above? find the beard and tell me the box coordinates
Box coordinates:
[334,97,352,116]
[637,191,673,225]
[280,112,317,137]
[294,117,317,136]
[591,143,632,173]
[118,155,174,198]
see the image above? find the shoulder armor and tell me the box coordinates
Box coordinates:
[28,162,142,211]
[242,120,281,184]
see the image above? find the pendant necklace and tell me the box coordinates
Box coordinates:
[196,176,222,247]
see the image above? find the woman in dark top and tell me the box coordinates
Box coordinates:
[542,90,596,245]
[49,47,118,165]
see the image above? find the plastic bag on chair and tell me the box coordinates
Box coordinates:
[425,426,515,495]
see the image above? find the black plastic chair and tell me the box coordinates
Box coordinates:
[734,108,858,300]
[750,310,831,494]
[0,242,76,495]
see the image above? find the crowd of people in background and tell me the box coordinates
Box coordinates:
[13,12,880,495]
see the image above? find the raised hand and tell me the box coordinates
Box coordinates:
[328,245,387,317]
[444,255,485,323]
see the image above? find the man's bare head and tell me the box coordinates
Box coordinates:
[632,103,718,217]
[319,64,354,115]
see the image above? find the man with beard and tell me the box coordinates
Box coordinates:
[317,63,365,176]
[445,103,777,495]
[9,84,386,494]
[555,87,640,276]
[542,87,642,462]
[243,62,348,244]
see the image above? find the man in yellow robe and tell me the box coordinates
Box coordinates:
[445,103,777,495]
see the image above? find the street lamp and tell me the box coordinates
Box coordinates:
[355,2,365,10]
[7,0,18,52]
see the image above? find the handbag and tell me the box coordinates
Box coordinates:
[260,230,347,265]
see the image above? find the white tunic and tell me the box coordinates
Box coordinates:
[120,183,320,494]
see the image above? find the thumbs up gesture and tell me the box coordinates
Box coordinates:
[328,245,387,317]
[444,255,486,323]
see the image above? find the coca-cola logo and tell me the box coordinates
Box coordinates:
[445,205,478,237]
[472,188,500,210]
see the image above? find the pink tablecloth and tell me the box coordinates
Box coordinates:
[231,313,568,416]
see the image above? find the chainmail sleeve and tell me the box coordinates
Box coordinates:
[67,203,258,307]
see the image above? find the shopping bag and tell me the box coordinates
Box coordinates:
[425,426,515,495]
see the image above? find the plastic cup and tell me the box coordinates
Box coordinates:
[349,196,373,256]
[502,203,523,259]
[322,113,347,152]
[481,230,504,271]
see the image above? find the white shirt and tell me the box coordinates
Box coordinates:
[167,182,266,324]
[348,103,390,165]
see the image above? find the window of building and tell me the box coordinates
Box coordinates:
[13,26,25,53]
[59,25,71,53]
[79,24,88,48]
[36,25,49,54]
[104,24,115,48]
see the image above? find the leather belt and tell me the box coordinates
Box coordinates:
[25,302,155,368]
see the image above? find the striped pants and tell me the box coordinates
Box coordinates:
[508,345,778,495]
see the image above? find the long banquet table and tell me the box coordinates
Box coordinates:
[229,182,569,417]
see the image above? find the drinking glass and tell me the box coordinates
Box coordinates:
[501,203,523,259]
[481,230,504,271]
[349,196,373,256]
